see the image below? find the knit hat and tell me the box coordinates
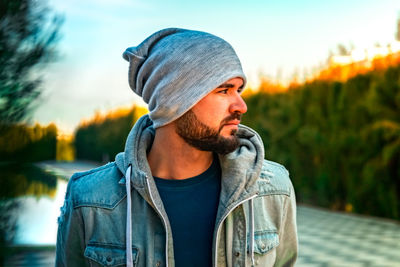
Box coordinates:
[122,28,246,128]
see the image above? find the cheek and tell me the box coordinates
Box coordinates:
[200,108,225,126]
[191,98,229,126]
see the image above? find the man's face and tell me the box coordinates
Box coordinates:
[175,77,247,154]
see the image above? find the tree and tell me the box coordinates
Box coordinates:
[0,0,63,125]
[337,43,350,56]
[0,1,62,261]
[243,64,400,220]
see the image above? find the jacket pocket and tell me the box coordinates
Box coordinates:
[84,243,139,266]
[253,230,280,255]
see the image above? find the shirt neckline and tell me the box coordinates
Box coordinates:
[153,156,220,189]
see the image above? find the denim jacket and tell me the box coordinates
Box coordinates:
[56,115,298,267]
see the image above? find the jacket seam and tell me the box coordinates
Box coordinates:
[77,206,87,264]
[278,188,290,237]
[87,241,138,249]
[71,162,115,181]
[73,194,127,209]
[257,191,290,197]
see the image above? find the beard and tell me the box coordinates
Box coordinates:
[175,110,242,155]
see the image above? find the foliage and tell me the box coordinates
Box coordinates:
[319,51,400,82]
[56,135,75,161]
[74,106,148,162]
[0,0,62,125]
[0,123,57,162]
[243,64,400,220]
[0,162,58,198]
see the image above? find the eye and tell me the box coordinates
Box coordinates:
[217,89,228,94]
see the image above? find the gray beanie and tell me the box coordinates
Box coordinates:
[122,28,246,128]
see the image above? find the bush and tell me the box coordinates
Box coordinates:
[243,65,400,220]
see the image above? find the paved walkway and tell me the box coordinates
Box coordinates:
[4,161,400,266]
[296,206,400,267]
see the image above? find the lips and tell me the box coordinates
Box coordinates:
[224,120,240,126]
[219,113,242,132]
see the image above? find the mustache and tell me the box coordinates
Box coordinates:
[218,112,242,132]
[222,112,242,124]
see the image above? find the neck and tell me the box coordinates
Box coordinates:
[147,123,213,180]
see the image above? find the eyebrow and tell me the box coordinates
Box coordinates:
[217,83,244,89]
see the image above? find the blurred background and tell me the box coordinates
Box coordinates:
[1,0,399,266]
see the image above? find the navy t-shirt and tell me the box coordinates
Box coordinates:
[154,157,221,267]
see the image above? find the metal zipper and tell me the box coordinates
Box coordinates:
[213,193,258,267]
[145,175,170,267]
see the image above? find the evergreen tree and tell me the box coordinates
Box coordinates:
[0,0,63,125]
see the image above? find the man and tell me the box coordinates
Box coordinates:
[56,28,298,267]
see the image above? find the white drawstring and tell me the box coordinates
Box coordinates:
[125,165,133,267]
[249,198,255,267]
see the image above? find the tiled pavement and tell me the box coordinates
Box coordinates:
[6,205,400,266]
[296,205,400,267]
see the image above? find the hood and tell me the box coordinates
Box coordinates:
[217,123,265,208]
[115,114,264,204]
[115,114,156,205]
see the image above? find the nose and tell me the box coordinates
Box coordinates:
[230,93,247,114]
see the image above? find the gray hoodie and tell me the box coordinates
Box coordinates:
[56,115,298,267]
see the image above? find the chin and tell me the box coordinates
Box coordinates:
[220,130,237,139]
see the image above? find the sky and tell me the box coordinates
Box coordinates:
[33,0,400,134]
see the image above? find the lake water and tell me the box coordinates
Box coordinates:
[13,179,67,245]
[0,161,98,247]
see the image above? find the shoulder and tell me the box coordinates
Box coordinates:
[256,159,294,197]
[68,162,126,209]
